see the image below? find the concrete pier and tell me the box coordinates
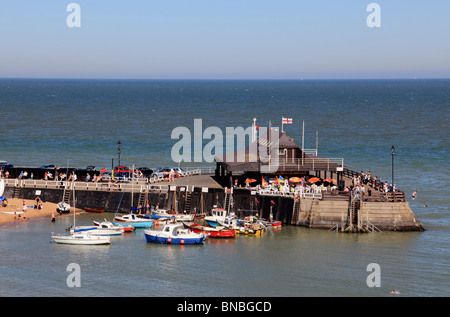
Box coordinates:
[2,175,424,232]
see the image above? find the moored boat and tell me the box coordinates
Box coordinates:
[56,201,71,214]
[85,208,104,213]
[51,231,111,245]
[113,213,154,228]
[204,208,227,227]
[183,222,236,238]
[218,214,264,235]
[144,223,205,245]
[71,223,123,236]
[51,179,111,245]
[258,219,282,228]
[95,220,135,232]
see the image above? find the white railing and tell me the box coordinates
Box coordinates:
[256,188,323,200]
[273,157,344,171]
[2,178,170,193]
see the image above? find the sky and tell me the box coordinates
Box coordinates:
[0,0,449,79]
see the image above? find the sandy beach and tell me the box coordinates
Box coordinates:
[0,198,73,228]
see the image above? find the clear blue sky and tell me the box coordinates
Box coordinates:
[1,0,449,79]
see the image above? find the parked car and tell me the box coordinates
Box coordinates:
[150,167,184,180]
[0,161,14,169]
[136,167,153,177]
[114,165,133,174]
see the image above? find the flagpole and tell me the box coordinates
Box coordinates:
[281,117,284,133]
[302,120,305,151]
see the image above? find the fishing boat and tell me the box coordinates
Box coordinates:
[183,222,235,239]
[51,181,111,245]
[218,214,264,235]
[204,208,227,227]
[113,213,154,228]
[144,223,205,245]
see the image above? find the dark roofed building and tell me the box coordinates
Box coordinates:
[214,129,345,186]
[215,130,343,173]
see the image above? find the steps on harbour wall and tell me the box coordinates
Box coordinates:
[293,199,423,232]
[360,201,424,231]
[295,199,348,229]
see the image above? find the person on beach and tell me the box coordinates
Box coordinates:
[22,201,28,219]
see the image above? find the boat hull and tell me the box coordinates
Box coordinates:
[72,226,123,236]
[144,233,203,244]
[113,221,153,228]
[188,224,235,238]
[51,234,111,245]
[85,208,104,213]
[113,214,153,228]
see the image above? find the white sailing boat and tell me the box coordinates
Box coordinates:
[51,181,110,245]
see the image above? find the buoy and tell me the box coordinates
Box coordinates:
[180,240,184,244]
[167,238,171,243]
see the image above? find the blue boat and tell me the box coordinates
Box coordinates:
[113,213,153,228]
[144,223,205,245]
[204,208,227,227]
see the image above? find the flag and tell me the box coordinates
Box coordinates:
[100,168,107,174]
[261,176,268,187]
[271,200,275,205]
[282,117,293,124]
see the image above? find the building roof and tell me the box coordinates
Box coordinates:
[214,130,343,173]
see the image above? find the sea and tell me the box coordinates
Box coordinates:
[0,79,448,299]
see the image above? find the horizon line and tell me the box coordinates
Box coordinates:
[1,76,449,81]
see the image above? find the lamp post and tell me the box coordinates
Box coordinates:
[117,140,122,167]
[391,145,395,190]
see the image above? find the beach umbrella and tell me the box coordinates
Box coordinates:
[245,178,257,183]
[323,178,336,183]
[289,177,305,183]
[308,177,321,183]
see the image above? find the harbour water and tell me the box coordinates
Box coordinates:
[0,79,449,297]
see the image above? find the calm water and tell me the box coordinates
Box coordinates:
[0,79,449,297]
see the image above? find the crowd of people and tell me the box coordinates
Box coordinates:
[351,171,397,194]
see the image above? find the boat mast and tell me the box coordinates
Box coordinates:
[131,164,134,211]
[72,178,76,228]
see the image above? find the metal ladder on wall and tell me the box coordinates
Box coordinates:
[184,191,192,214]
[224,188,233,213]
[291,196,301,225]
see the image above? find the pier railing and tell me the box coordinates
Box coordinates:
[2,178,170,193]
[259,157,344,172]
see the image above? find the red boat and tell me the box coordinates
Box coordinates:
[184,223,236,238]
[85,208,104,213]
[261,219,282,228]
